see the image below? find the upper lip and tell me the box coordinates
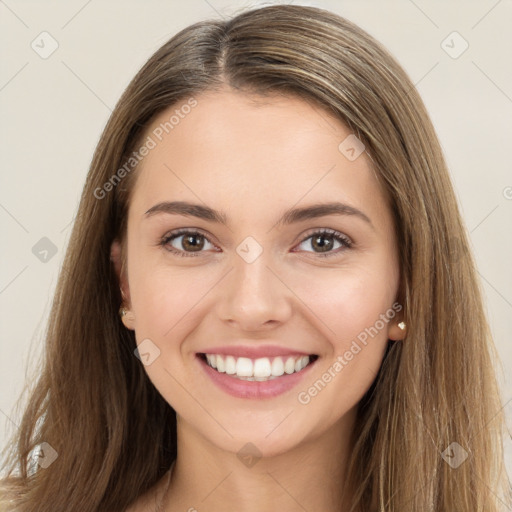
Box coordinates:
[197,344,316,359]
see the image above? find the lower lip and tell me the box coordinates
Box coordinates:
[197,354,317,399]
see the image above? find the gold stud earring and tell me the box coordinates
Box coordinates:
[119,306,134,320]
[118,304,135,330]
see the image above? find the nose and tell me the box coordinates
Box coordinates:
[216,250,293,331]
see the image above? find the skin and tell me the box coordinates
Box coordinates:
[113,87,405,512]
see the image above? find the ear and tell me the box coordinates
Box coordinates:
[387,318,406,341]
[111,239,135,330]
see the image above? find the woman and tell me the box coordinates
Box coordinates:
[1,4,509,511]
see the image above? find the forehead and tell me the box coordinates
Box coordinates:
[128,89,387,223]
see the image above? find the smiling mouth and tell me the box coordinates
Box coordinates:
[197,353,319,381]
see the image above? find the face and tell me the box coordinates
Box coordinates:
[111,88,403,457]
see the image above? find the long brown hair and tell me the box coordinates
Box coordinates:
[1,5,510,511]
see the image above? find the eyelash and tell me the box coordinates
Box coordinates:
[159,228,353,259]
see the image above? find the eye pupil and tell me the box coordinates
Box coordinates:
[312,234,333,252]
[182,234,204,251]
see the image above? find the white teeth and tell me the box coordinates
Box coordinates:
[204,353,313,380]
[225,355,236,375]
[216,355,225,373]
[236,357,253,377]
[284,357,296,374]
[253,358,272,378]
[295,356,309,372]
[271,357,284,376]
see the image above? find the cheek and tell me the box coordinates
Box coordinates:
[129,259,220,346]
[293,283,394,425]
[289,265,396,399]
[290,263,397,343]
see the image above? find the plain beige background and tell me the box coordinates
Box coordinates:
[1,0,511,479]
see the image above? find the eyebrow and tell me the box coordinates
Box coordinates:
[144,201,374,229]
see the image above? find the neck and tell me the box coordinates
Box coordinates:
[163,408,357,512]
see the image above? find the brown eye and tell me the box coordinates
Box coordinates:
[180,233,206,252]
[311,233,335,253]
[295,229,352,257]
[161,230,216,257]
